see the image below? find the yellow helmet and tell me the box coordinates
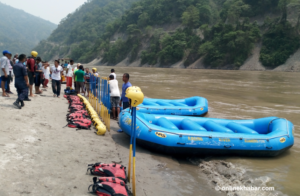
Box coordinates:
[31,51,38,57]
[126,86,144,107]
[126,86,141,94]
[92,68,97,72]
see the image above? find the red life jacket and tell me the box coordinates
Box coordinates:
[87,163,127,183]
[66,119,92,130]
[89,177,129,196]
[27,57,35,72]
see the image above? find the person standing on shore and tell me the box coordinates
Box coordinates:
[119,73,132,110]
[50,60,63,98]
[84,68,91,97]
[6,54,14,94]
[42,61,50,88]
[12,54,29,109]
[73,63,80,89]
[75,65,85,94]
[1,50,12,97]
[66,59,74,88]
[27,51,38,97]
[109,75,120,120]
[109,69,116,80]
[13,54,18,64]
[34,57,44,94]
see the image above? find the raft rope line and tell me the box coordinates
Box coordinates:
[134,114,291,140]
[137,106,207,110]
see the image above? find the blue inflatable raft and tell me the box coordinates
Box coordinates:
[119,110,294,157]
[137,96,208,116]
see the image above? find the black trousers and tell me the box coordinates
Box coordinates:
[52,79,61,96]
[16,87,28,101]
[6,72,12,92]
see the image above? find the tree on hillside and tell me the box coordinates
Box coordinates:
[182,5,200,28]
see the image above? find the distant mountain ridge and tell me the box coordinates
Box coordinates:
[33,0,300,70]
[0,2,56,55]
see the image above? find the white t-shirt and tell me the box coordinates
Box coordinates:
[66,64,73,77]
[50,65,63,80]
[42,67,50,79]
[109,73,116,80]
[109,80,120,97]
[94,72,99,77]
[0,56,9,76]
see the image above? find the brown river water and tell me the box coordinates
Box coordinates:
[90,66,300,196]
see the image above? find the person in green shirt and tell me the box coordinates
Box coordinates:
[74,65,85,94]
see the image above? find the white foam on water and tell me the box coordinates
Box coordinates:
[198,160,285,196]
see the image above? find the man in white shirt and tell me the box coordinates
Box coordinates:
[109,69,116,80]
[66,59,74,88]
[1,50,12,97]
[109,74,120,120]
[50,60,63,98]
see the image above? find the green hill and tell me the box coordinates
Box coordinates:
[34,0,138,62]
[35,0,300,69]
[0,2,57,55]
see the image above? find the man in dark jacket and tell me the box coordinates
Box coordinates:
[13,54,29,109]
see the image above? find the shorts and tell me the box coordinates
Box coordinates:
[76,82,85,92]
[1,75,8,82]
[85,83,90,92]
[28,72,34,85]
[35,72,41,87]
[110,97,120,108]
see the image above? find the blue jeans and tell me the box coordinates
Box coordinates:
[52,79,61,96]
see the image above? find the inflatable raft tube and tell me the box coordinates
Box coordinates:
[137,96,208,116]
[119,110,294,157]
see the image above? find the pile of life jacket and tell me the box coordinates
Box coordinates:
[64,95,92,130]
[87,162,130,196]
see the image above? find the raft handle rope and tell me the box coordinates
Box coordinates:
[267,118,290,138]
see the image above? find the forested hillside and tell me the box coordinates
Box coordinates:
[0,2,56,55]
[35,0,300,69]
[34,0,138,61]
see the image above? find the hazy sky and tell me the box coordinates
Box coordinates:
[0,0,87,24]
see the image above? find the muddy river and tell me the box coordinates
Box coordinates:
[91,66,300,196]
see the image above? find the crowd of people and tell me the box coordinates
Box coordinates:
[1,50,133,116]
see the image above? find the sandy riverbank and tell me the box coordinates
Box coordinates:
[0,82,214,196]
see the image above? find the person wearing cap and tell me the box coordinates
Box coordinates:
[13,54,29,109]
[1,50,12,97]
[109,69,116,80]
[27,51,38,97]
